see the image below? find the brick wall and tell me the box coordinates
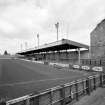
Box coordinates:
[91,19,105,59]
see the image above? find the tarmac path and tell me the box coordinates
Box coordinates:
[73,88,105,105]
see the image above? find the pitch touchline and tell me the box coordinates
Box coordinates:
[0,77,75,87]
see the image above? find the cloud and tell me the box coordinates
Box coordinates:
[0,0,49,39]
[0,0,105,53]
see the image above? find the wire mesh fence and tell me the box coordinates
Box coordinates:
[80,59,105,66]
[0,73,104,105]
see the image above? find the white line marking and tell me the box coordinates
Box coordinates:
[0,77,75,87]
[19,59,44,64]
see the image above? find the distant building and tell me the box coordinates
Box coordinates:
[90,19,105,59]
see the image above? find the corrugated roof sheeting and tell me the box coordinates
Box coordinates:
[17,39,89,55]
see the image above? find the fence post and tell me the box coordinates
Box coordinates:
[60,85,66,105]
[100,60,101,66]
[26,98,30,105]
[50,89,53,105]
[35,95,39,105]
[70,85,73,101]
[90,78,94,92]
[90,59,91,65]
[103,74,105,86]
[0,100,6,105]
[75,82,79,101]
[86,78,90,95]
[93,76,96,90]
[100,74,103,87]
[82,80,85,94]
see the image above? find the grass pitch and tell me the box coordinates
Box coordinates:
[0,58,93,100]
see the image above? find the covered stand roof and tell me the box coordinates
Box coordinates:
[17,39,89,55]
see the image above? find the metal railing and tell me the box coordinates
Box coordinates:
[1,73,105,105]
[81,59,105,66]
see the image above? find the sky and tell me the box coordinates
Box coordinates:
[0,0,105,54]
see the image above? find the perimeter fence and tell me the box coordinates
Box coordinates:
[81,59,105,66]
[1,73,105,105]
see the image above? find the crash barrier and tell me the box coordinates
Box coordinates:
[1,73,105,105]
[49,62,69,68]
[44,61,49,65]
[18,57,105,67]
[81,59,105,66]
[19,58,104,72]
[71,64,103,72]
[19,58,103,72]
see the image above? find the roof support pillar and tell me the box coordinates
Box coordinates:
[43,53,46,61]
[66,49,68,60]
[58,50,60,62]
[48,52,50,61]
[53,51,55,61]
[78,48,81,65]
[46,51,48,61]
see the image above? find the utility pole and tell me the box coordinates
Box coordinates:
[37,33,39,48]
[55,22,59,41]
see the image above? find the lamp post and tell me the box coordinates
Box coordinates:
[20,44,22,52]
[78,48,81,65]
[37,33,39,48]
[55,22,59,41]
[25,42,28,50]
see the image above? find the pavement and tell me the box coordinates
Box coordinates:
[73,87,105,105]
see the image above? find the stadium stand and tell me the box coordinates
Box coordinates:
[17,39,89,64]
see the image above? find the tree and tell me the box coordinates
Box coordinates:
[4,50,8,55]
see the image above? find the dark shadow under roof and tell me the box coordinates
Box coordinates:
[17,39,89,55]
